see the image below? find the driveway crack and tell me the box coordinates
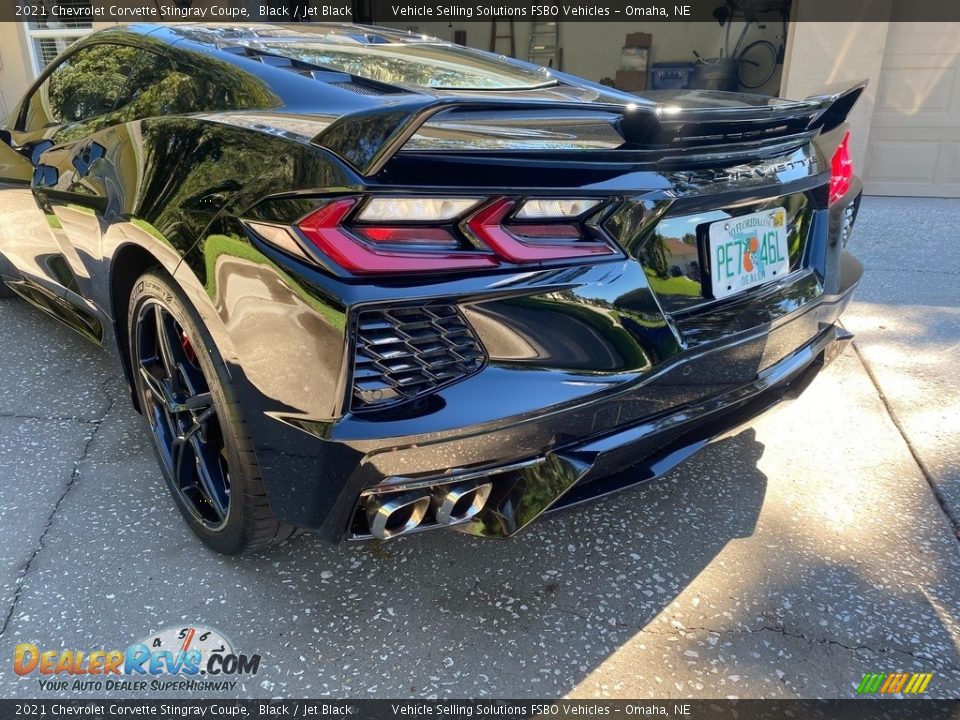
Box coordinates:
[0,387,116,638]
[850,341,960,539]
[548,602,948,666]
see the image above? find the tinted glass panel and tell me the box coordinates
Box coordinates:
[23,44,140,131]
[253,40,553,90]
[168,25,551,90]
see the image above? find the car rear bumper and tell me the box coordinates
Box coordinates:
[246,253,859,543]
[351,291,854,540]
[522,319,852,528]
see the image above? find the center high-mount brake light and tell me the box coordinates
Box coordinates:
[829,131,853,205]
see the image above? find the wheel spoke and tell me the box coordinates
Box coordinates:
[138,365,176,409]
[181,393,216,442]
[190,435,228,521]
[176,348,207,399]
[181,406,216,444]
[184,392,214,412]
[154,306,179,380]
[155,306,208,397]
[172,435,195,493]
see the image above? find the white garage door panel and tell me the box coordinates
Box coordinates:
[947,143,960,183]
[867,141,939,181]
[865,134,960,197]
[876,68,955,115]
[864,23,960,197]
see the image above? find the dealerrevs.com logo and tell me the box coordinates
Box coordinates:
[14,625,261,693]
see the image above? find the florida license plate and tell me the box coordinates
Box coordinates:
[708,208,790,301]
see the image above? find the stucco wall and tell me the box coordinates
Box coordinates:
[0,23,34,121]
[780,8,891,167]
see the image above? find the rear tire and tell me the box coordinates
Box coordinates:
[127,269,296,554]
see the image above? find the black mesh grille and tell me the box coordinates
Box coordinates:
[351,305,486,411]
[329,81,391,96]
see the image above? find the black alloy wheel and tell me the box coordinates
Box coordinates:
[128,269,294,554]
[135,298,231,529]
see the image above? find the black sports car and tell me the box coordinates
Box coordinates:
[0,23,864,554]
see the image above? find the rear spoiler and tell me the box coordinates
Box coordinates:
[312,80,867,177]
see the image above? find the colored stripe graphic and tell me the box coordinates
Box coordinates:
[912,673,933,693]
[856,673,886,694]
[857,672,932,694]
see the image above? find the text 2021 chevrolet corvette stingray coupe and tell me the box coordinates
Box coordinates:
[0,23,864,553]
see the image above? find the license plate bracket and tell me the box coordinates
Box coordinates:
[706,207,791,301]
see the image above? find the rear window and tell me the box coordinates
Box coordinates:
[252,40,554,90]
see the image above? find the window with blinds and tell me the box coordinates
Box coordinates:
[24,2,94,75]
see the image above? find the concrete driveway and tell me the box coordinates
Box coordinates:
[0,197,958,699]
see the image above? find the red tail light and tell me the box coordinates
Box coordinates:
[466,198,615,264]
[296,198,497,275]
[291,196,615,275]
[829,132,853,205]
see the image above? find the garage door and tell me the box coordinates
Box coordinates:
[864,22,960,197]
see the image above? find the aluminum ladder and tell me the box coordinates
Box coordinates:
[527,21,562,69]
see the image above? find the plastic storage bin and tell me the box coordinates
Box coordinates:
[649,62,696,90]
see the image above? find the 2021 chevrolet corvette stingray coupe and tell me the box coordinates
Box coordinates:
[0,23,864,553]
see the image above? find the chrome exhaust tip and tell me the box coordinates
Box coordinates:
[365,492,430,540]
[432,482,493,526]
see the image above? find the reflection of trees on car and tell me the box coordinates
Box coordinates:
[49,44,139,124]
[643,232,671,279]
[51,48,279,145]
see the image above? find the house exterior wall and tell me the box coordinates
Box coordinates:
[0,23,34,120]
[780,5,892,168]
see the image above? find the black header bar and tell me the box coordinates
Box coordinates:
[0,700,957,720]
[2,0,960,24]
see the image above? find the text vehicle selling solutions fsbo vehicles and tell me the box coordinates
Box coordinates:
[0,23,864,553]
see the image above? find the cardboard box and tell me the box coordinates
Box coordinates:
[620,32,652,73]
[620,46,649,72]
[624,32,652,48]
[615,69,647,92]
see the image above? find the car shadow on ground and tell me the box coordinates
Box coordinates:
[0,290,771,695]
[3,296,960,699]
[210,428,771,696]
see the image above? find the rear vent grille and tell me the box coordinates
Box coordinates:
[658,116,818,153]
[330,81,391,96]
[351,305,486,411]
